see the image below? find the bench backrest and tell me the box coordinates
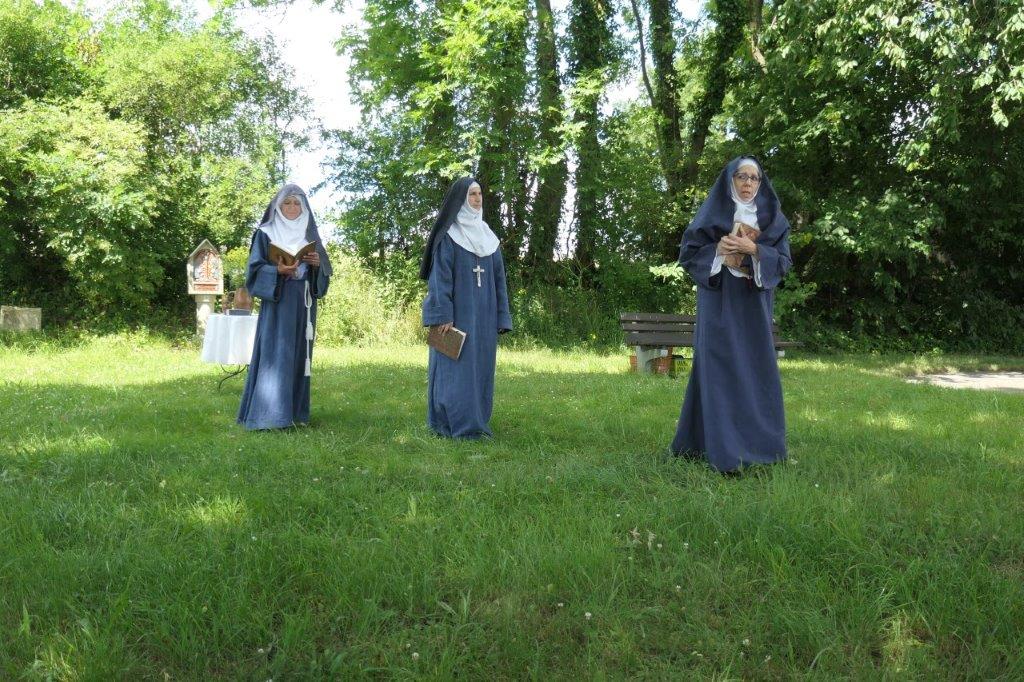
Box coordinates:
[620,313,696,347]
[619,312,784,348]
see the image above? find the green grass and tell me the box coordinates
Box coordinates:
[1,336,1023,679]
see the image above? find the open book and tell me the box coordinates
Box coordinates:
[427,325,467,360]
[723,222,760,274]
[269,241,317,267]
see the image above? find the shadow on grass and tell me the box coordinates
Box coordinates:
[4,356,1022,479]
[0,326,199,354]
[2,355,1022,678]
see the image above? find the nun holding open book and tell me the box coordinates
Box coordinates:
[237,183,332,430]
[420,177,513,439]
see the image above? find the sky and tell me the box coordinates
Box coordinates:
[81,0,704,231]
[217,1,364,210]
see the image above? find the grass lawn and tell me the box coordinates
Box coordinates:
[1,335,1022,679]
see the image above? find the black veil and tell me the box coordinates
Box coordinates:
[419,177,477,280]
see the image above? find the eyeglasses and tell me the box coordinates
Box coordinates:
[733,172,761,184]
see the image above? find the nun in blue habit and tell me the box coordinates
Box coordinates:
[670,156,792,472]
[237,184,332,430]
[420,177,513,439]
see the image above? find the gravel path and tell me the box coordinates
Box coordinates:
[907,372,1024,393]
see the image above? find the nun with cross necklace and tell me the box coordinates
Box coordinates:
[420,177,513,439]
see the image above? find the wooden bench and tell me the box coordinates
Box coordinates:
[620,312,802,374]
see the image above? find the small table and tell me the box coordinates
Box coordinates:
[201,313,259,388]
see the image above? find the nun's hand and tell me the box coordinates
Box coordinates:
[434,322,454,334]
[721,234,758,256]
[302,252,320,267]
[717,239,738,256]
[276,258,300,276]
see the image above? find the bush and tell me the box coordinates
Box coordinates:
[504,258,694,350]
[314,248,421,347]
[0,99,158,323]
[222,246,249,292]
[306,251,696,351]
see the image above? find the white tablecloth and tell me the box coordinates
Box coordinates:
[201,314,259,365]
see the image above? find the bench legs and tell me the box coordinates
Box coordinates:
[634,346,668,374]
[636,348,782,366]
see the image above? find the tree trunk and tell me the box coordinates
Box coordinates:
[509,165,531,262]
[683,0,746,181]
[569,0,613,271]
[647,0,685,197]
[748,0,767,71]
[476,19,528,258]
[664,0,747,258]
[525,0,567,270]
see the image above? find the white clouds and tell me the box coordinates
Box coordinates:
[227,0,364,216]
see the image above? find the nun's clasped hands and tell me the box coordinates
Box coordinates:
[719,233,758,256]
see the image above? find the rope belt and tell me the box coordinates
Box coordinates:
[304,279,313,376]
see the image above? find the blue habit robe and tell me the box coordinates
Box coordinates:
[422,234,513,438]
[237,229,330,430]
[670,157,793,472]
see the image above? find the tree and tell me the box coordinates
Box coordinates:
[0,100,158,319]
[732,0,1024,349]
[0,0,87,108]
[524,0,568,270]
[567,0,616,270]
[0,0,311,325]
[331,0,544,267]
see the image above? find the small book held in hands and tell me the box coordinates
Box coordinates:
[427,325,467,360]
[731,221,760,238]
[724,221,761,273]
[269,241,317,267]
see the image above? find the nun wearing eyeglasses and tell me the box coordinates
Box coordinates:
[237,183,332,430]
[420,177,513,439]
[669,156,792,472]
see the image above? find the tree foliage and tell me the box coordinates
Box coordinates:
[733,0,1024,349]
[4,0,1022,350]
[327,0,1024,351]
[0,0,309,325]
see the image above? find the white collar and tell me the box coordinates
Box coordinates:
[446,183,499,257]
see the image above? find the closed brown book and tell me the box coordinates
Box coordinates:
[427,325,467,360]
[724,222,760,273]
[269,241,317,267]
